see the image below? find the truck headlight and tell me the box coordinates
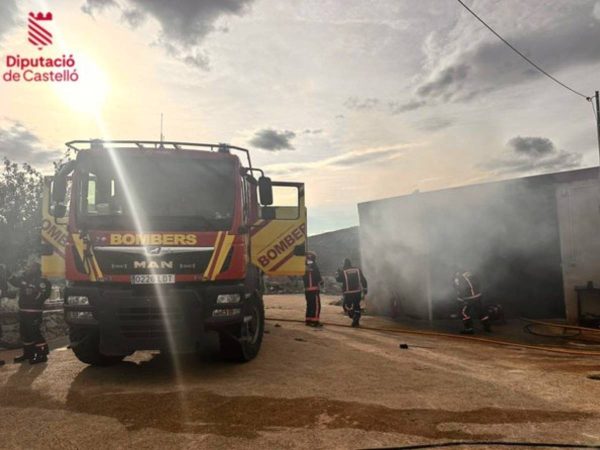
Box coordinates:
[67,311,95,321]
[66,295,90,306]
[212,308,241,317]
[216,294,241,304]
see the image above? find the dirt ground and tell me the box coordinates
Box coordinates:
[1,294,600,449]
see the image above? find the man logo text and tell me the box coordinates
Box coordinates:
[133,261,174,269]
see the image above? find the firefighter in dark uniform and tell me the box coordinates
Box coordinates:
[303,251,323,327]
[0,264,7,366]
[336,258,368,327]
[9,262,52,364]
[453,270,490,334]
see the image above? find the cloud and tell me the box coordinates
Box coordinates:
[0,119,62,166]
[415,64,470,99]
[403,2,600,110]
[333,148,402,167]
[163,41,210,70]
[127,0,252,47]
[480,136,581,175]
[249,129,296,151]
[389,99,426,114]
[265,145,409,176]
[121,8,145,27]
[0,0,18,41]
[81,0,254,69]
[416,117,454,132]
[344,97,380,111]
[508,136,555,157]
[345,97,428,115]
[303,129,323,135]
[81,0,117,16]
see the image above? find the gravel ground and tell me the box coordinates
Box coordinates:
[1,294,599,449]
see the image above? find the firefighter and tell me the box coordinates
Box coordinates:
[336,258,368,327]
[9,262,52,364]
[453,269,490,334]
[303,251,323,327]
[0,264,7,366]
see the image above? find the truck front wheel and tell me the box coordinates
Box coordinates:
[219,293,264,362]
[69,327,125,366]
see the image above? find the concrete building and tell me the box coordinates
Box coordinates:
[358,167,600,324]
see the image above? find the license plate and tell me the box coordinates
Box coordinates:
[131,274,175,284]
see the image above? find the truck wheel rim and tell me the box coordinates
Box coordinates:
[245,305,260,345]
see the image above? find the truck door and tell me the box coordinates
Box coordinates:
[41,176,68,279]
[250,182,307,276]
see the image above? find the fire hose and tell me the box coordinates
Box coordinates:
[265,317,600,357]
[521,317,600,337]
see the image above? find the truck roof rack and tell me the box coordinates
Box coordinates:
[65,139,253,169]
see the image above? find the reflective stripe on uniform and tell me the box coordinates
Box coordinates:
[316,293,321,319]
[461,306,471,320]
[305,271,320,291]
[343,269,362,294]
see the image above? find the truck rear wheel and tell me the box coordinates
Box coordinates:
[69,327,125,366]
[219,293,264,362]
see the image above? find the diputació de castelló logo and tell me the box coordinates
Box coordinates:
[2,10,79,83]
[28,11,53,49]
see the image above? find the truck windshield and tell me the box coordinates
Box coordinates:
[77,152,236,231]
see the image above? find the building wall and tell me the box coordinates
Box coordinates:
[359,169,600,321]
[555,177,600,323]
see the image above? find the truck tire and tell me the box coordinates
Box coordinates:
[219,293,264,362]
[69,327,125,366]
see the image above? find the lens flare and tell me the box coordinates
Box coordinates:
[92,112,190,413]
[54,54,109,114]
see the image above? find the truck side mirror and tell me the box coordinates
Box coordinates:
[52,176,67,204]
[51,161,75,218]
[51,203,67,218]
[293,244,306,256]
[258,176,273,206]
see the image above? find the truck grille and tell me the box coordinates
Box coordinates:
[95,249,214,275]
[117,306,186,339]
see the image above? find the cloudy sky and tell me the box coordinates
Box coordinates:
[1,0,599,234]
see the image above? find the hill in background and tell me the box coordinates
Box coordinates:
[308,226,361,276]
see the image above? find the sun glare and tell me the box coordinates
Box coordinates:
[53,54,109,114]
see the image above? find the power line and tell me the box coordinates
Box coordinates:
[455,0,590,99]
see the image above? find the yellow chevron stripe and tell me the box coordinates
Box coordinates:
[90,250,103,279]
[72,234,96,281]
[203,231,223,279]
[210,234,235,280]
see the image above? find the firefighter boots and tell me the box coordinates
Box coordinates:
[29,352,48,365]
[13,344,33,363]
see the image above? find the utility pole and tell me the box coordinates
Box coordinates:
[595,91,600,165]
[160,113,164,143]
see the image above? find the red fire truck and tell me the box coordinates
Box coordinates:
[45,140,306,365]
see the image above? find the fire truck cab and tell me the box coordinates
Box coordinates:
[45,140,306,365]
